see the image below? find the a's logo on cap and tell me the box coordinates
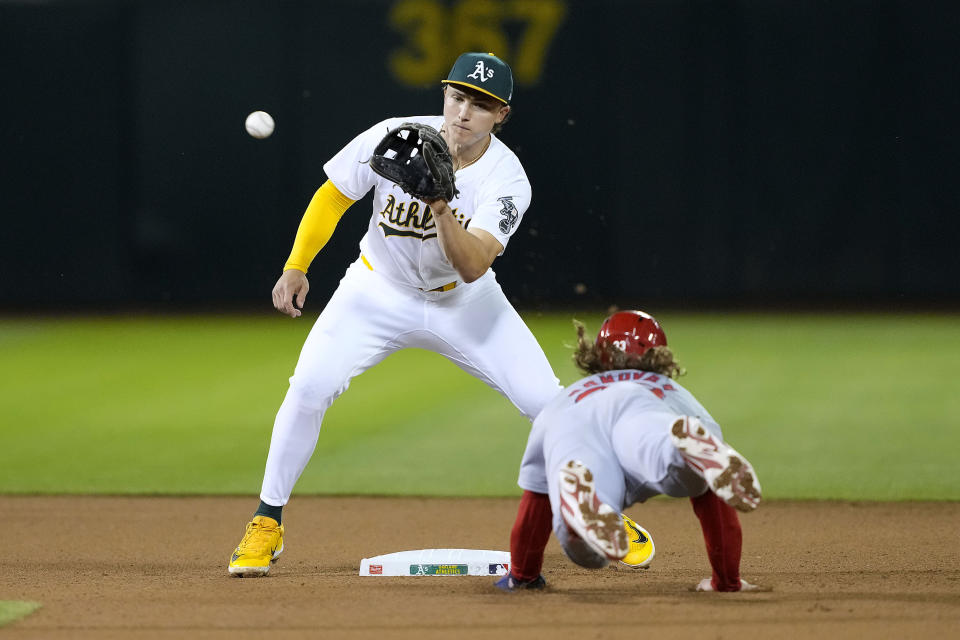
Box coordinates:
[467,60,494,83]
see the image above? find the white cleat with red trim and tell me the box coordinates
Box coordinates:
[558,460,629,562]
[670,417,762,513]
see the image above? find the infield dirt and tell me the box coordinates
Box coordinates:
[2,496,958,639]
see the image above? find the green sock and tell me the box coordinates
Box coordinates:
[255,501,283,525]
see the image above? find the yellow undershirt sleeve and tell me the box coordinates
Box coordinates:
[283,180,356,273]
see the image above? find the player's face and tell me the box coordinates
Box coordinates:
[442,87,509,145]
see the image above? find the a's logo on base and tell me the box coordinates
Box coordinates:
[410,564,469,576]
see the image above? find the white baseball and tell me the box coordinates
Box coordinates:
[245,111,275,139]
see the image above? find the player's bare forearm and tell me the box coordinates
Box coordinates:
[429,201,502,282]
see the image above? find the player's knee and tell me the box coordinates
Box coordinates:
[287,371,346,410]
[660,463,709,498]
[555,521,608,569]
[562,536,609,569]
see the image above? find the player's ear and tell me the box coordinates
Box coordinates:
[496,105,510,124]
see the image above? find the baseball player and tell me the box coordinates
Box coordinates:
[495,310,764,592]
[228,52,562,576]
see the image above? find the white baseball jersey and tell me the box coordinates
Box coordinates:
[324,115,530,291]
[517,370,722,520]
[258,115,560,507]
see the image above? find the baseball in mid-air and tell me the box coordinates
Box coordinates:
[245,110,275,139]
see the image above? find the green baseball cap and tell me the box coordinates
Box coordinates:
[441,52,513,104]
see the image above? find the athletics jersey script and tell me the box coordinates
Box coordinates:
[323,115,532,291]
[376,194,466,241]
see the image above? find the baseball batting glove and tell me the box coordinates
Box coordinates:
[368,123,460,202]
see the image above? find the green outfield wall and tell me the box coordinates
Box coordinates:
[1,0,956,310]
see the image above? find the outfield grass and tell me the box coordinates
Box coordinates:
[0,601,40,628]
[0,312,957,500]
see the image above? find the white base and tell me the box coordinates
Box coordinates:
[359,549,510,577]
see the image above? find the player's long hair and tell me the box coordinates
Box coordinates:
[572,320,684,378]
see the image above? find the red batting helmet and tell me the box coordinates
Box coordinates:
[597,310,667,360]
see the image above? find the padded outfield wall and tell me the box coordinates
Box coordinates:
[2,0,957,309]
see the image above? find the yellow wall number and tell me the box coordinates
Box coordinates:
[388,0,567,87]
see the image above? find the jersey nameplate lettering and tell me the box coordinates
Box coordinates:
[568,371,676,404]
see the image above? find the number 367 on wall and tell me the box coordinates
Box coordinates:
[388,0,567,86]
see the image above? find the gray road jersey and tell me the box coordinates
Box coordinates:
[518,369,722,501]
[547,369,720,438]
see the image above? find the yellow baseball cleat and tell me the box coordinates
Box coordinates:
[228,515,284,577]
[619,514,655,568]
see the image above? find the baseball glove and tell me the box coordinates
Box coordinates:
[368,123,460,202]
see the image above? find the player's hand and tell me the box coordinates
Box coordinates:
[694,578,769,592]
[422,197,449,211]
[272,269,309,318]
